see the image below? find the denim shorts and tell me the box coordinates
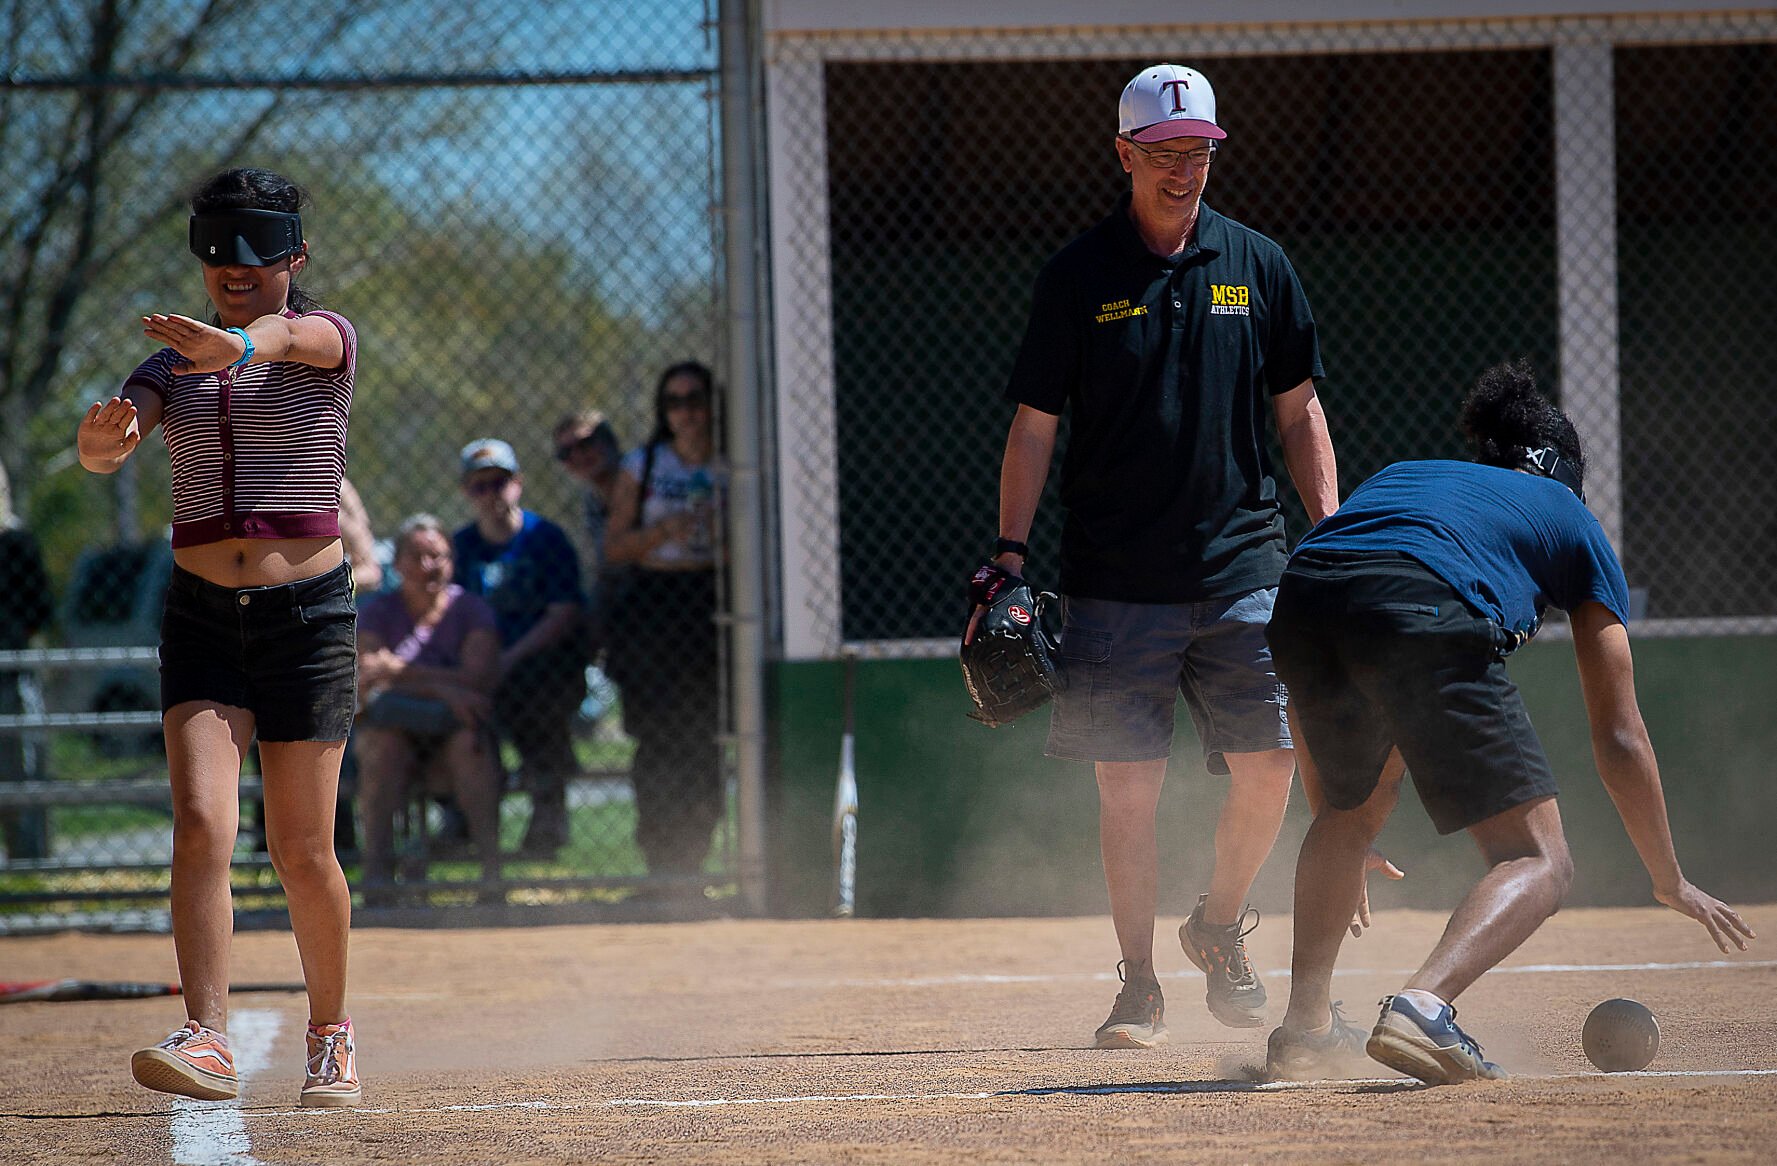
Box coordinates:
[1046,587,1290,773]
[1266,552,1557,835]
[159,561,358,742]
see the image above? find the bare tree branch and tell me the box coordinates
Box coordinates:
[2,0,247,406]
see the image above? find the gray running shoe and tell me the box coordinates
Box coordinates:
[1265,1001,1372,1081]
[1093,960,1168,1049]
[1367,994,1509,1085]
[1179,894,1268,1028]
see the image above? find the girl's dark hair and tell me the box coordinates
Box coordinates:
[1460,358,1584,482]
[190,167,319,313]
[646,359,716,448]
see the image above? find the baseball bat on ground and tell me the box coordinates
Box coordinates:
[0,980,305,1004]
[831,651,859,918]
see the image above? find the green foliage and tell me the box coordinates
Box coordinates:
[5,3,720,613]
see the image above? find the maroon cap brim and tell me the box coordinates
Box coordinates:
[1131,120,1227,143]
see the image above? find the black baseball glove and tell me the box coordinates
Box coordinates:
[960,563,1060,728]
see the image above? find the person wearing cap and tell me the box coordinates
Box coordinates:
[968,64,1339,1048]
[552,410,625,571]
[451,438,587,857]
[76,167,364,1105]
[551,409,628,634]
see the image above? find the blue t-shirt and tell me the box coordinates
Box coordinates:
[451,510,584,646]
[1293,460,1630,640]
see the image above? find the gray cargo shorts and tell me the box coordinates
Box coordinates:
[1046,587,1290,774]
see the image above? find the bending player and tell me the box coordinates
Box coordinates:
[1263,360,1755,1084]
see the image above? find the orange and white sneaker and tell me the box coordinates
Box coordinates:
[131,1020,238,1101]
[300,1018,361,1107]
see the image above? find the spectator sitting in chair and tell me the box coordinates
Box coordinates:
[355,515,504,899]
[452,439,587,857]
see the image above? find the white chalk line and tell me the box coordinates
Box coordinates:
[812,958,1777,990]
[227,1067,1777,1118]
[169,1007,282,1166]
[145,961,1775,1140]
[1486,960,1773,975]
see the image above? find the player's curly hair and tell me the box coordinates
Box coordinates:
[1460,359,1585,482]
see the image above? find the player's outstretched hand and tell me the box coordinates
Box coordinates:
[1351,847,1405,937]
[143,313,247,374]
[77,397,142,467]
[1655,880,1756,953]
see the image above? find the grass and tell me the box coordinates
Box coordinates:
[1,709,736,918]
[52,803,172,840]
[1,773,739,917]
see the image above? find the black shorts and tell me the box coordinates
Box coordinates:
[159,561,358,743]
[1265,551,1557,835]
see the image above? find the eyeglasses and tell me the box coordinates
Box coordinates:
[663,392,708,411]
[465,474,512,497]
[1121,137,1217,170]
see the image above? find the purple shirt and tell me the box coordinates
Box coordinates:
[357,584,496,669]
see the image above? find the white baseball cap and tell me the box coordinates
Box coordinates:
[460,437,520,477]
[1119,64,1226,143]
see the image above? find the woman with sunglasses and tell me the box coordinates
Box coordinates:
[75,168,362,1106]
[604,362,726,882]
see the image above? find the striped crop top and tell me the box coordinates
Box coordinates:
[123,310,357,549]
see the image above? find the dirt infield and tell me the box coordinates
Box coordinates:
[2,905,1773,1164]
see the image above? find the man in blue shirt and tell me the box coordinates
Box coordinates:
[454,439,586,857]
[1261,361,1754,1084]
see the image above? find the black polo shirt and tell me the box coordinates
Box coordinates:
[1005,197,1324,603]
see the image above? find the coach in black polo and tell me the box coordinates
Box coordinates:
[985,64,1339,1049]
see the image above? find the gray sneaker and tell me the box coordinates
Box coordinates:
[1366,994,1509,1085]
[1179,894,1267,1028]
[1265,1001,1372,1081]
[1093,960,1168,1049]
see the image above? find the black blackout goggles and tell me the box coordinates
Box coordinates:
[188,209,304,267]
[1519,446,1586,502]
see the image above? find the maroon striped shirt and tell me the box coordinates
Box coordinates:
[123,310,356,549]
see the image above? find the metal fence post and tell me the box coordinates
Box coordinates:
[720,0,771,914]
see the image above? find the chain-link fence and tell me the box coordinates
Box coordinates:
[0,1,739,927]
[767,11,1777,658]
[7,5,1776,928]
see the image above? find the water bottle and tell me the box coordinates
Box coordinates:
[685,468,714,558]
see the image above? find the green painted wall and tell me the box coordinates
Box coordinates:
[767,636,1776,919]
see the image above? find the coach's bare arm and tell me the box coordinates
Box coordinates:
[1273,379,1337,525]
[963,405,1058,645]
[996,404,1059,573]
[1570,600,1756,952]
